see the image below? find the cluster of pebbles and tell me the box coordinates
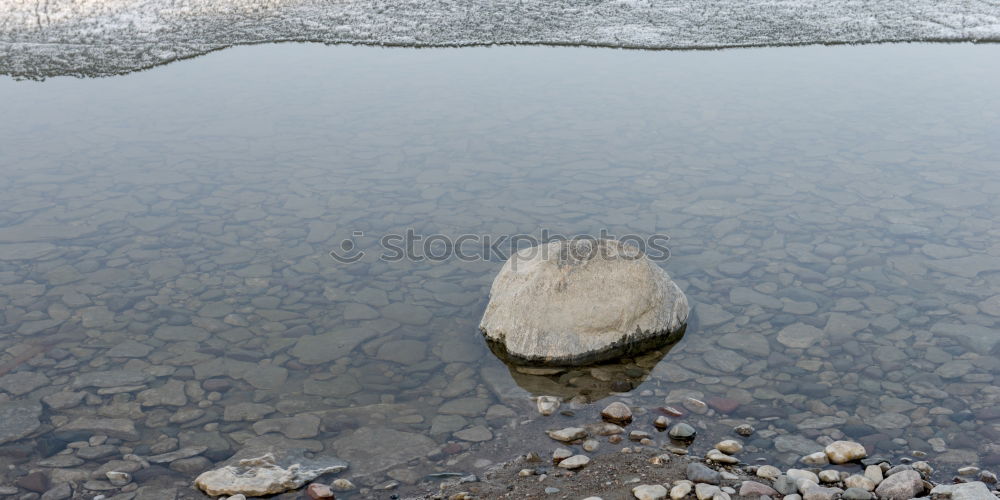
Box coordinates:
[438,400,1000,500]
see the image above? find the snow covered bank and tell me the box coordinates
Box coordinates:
[2,0,999,78]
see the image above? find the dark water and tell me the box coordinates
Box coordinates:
[0,43,999,497]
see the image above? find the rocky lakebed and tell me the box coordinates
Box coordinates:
[0,43,999,499]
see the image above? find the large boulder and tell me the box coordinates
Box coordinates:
[480,238,688,365]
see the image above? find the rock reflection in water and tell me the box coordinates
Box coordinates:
[487,327,685,402]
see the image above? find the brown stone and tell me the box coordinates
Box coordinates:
[307,483,335,499]
[15,471,49,493]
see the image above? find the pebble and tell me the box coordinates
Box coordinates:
[824,440,867,464]
[820,470,843,483]
[864,465,883,485]
[802,452,829,466]
[844,475,875,491]
[694,483,720,500]
[105,472,131,487]
[546,427,587,442]
[330,478,354,491]
[553,448,573,463]
[874,470,924,500]
[734,424,755,437]
[739,481,778,497]
[632,484,668,500]
[583,439,599,452]
[686,463,720,484]
[715,440,742,455]
[706,449,739,464]
[630,430,651,442]
[557,455,590,470]
[653,415,670,431]
[802,485,843,500]
[842,487,873,500]
[670,482,692,500]
[306,483,335,499]
[537,396,560,416]
[601,402,633,425]
[668,423,696,441]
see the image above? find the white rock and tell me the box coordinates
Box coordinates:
[824,440,867,464]
[756,465,781,480]
[194,453,347,497]
[557,455,590,469]
[537,396,560,416]
[633,484,668,500]
[670,482,692,500]
[844,474,875,491]
[864,465,884,485]
[706,449,739,464]
[695,483,720,500]
[715,440,743,455]
[480,239,688,364]
[818,470,840,483]
[546,427,587,442]
[802,451,829,465]
[787,469,819,484]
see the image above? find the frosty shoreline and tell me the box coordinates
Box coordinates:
[2,0,1000,79]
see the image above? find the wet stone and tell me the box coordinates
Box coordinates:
[601,401,633,425]
[668,423,696,441]
[0,400,43,445]
[0,371,51,396]
[686,463,720,484]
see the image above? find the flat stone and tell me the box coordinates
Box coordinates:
[289,328,378,364]
[106,340,154,358]
[718,332,770,357]
[686,463,720,484]
[243,365,288,390]
[137,379,188,407]
[774,434,822,455]
[931,322,1000,353]
[148,446,209,464]
[557,455,590,470]
[223,403,275,422]
[777,323,824,349]
[376,339,427,365]
[71,370,151,389]
[0,371,51,396]
[930,481,995,500]
[438,397,490,416]
[154,325,210,342]
[58,417,138,441]
[0,242,57,260]
[331,427,436,474]
[979,295,1000,317]
[252,415,321,439]
[547,427,587,442]
[454,425,493,442]
[730,287,783,309]
[381,303,432,325]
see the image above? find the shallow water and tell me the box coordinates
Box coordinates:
[0,43,999,497]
